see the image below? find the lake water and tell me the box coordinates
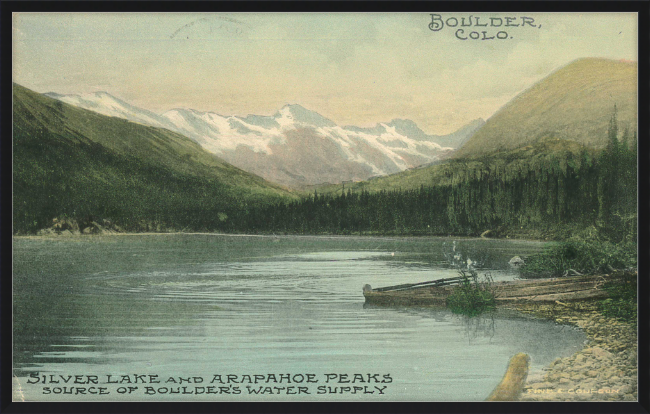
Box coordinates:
[12,234,586,402]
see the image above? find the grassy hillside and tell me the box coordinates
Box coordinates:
[13,84,296,234]
[454,58,637,158]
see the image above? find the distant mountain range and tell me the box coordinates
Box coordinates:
[29,57,637,193]
[45,92,484,188]
[455,58,637,158]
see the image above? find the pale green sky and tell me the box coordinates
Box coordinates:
[13,12,637,134]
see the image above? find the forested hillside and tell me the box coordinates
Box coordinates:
[237,111,636,241]
[13,84,295,234]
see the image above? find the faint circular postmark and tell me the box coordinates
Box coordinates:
[170,16,249,39]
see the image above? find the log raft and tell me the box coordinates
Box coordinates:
[363,274,623,307]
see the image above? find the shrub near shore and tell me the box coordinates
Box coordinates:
[518,239,637,327]
[519,240,637,279]
[599,271,637,325]
[446,270,496,317]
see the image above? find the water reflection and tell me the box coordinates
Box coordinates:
[461,313,496,344]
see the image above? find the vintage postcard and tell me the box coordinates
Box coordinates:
[9,9,642,407]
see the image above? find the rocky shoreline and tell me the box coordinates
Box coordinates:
[25,217,184,236]
[506,300,637,401]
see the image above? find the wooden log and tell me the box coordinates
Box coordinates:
[486,353,530,401]
[373,276,464,292]
[493,280,603,298]
[373,274,614,293]
[492,275,606,289]
[388,279,464,292]
[496,288,608,303]
[363,273,625,306]
[363,292,449,307]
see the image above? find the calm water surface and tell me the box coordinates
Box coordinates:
[13,234,585,401]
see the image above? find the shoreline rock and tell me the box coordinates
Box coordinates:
[33,217,132,236]
[507,300,637,401]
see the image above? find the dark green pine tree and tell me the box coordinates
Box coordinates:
[598,105,620,224]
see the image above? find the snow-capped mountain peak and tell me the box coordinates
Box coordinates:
[276,104,337,129]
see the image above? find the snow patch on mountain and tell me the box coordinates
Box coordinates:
[45,91,177,131]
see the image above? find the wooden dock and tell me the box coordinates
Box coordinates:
[363,273,626,307]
